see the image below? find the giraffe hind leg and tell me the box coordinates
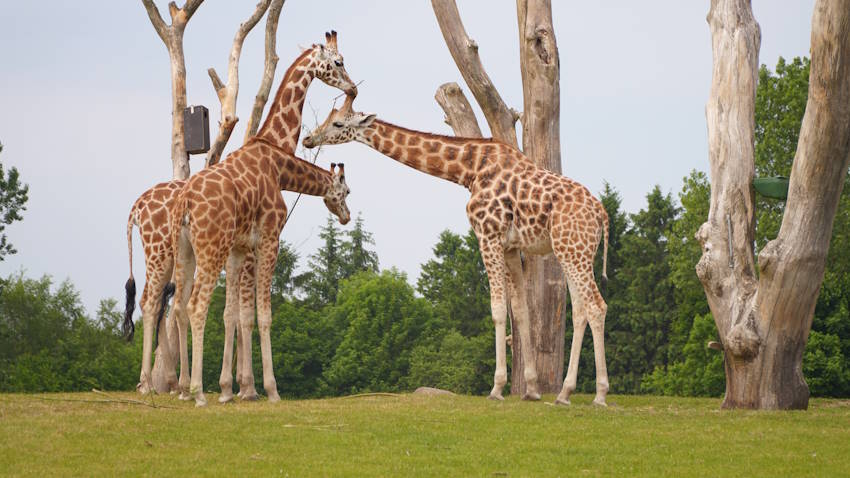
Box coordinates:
[504,250,540,401]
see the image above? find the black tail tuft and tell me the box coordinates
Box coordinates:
[123,278,136,342]
[155,282,176,347]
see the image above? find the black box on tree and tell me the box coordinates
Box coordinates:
[184,105,210,154]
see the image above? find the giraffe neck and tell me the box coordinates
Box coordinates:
[253,137,331,196]
[361,120,479,188]
[256,48,317,152]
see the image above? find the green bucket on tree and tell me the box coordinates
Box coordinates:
[753,176,789,200]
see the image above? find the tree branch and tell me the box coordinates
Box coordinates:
[205,0,272,167]
[434,82,482,137]
[244,0,285,142]
[141,0,169,45]
[431,0,518,146]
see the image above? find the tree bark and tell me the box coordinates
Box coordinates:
[244,0,285,142]
[205,0,272,167]
[433,0,566,396]
[431,0,520,145]
[698,0,850,409]
[512,0,565,396]
[141,0,204,181]
[434,82,483,137]
[142,0,203,394]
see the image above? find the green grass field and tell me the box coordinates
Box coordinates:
[1,392,848,477]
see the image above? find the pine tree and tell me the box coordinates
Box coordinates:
[341,213,378,279]
[302,215,345,307]
[0,143,29,261]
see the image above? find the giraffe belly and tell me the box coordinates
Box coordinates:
[504,225,553,255]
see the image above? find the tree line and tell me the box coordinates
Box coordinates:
[1,56,848,398]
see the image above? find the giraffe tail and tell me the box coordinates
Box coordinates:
[600,208,609,289]
[123,206,138,342]
[155,282,176,347]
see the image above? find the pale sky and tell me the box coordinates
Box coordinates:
[0,1,815,314]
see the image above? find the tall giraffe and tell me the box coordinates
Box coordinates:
[166,36,356,407]
[303,97,610,405]
[123,31,356,401]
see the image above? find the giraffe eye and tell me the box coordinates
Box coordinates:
[334,60,343,67]
[332,121,344,128]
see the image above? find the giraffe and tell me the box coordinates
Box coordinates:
[303,96,610,405]
[123,31,356,402]
[166,36,356,407]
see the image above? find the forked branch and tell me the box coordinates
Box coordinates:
[206,0,273,167]
[431,0,518,146]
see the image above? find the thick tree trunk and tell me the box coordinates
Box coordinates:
[698,0,850,409]
[142,0,203,393]
[433,0,566,396]
[512,0,565,396]
[141,0,204,181]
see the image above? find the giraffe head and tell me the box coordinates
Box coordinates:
[302,95,376,148]
[324,162,351,225]
[309,30,357,96]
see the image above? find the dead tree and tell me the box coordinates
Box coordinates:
[141,0,204,180]
[432,0,566,396]
[698,0,850,409]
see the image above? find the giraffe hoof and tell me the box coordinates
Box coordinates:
[267,391,281,403]
[554,397,571,406]
[241,393,259,402]
[522,391,541,401]
[487,393,505,401]
[179,391,192,401]
[218,392,234,404]
[194,393,208,407]
[592,398,608,407]
[136,382,151,395]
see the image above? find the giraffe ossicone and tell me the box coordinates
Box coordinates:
[304,95,610,404]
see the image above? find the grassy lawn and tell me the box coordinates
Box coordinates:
[1,392,849,477]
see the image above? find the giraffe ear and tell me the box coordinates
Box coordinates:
[358,114,377,128]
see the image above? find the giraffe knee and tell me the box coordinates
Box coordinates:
[257,316,272,334]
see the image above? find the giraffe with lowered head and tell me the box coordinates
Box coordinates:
[166,34,356,406]
[303,96,609,405]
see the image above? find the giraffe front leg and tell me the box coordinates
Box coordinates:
[237,255,259,401]
[218,251,246,404]
[505,251,540,401]
[254,236,280,402]
[476,237,509,401]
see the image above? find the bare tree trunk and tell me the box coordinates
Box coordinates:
[142,0,203,394]
[141,0,204,181]
[512,0,565,396]
[205,0,272,167]
[698,0,850,409]
[432,0,566,396]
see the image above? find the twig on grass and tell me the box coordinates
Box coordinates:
[336,392,403,400]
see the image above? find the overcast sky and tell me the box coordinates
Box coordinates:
[0,1,816,314]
